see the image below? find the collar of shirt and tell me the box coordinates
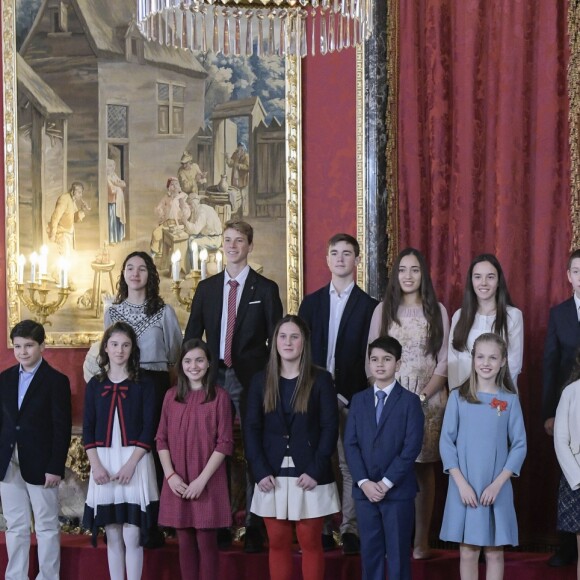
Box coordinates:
[18,358,43,409]
[329,280,355,299]
[224,264,250,290]
[19,357,43,378]
[574,293,580,321]
[373,380,396,404]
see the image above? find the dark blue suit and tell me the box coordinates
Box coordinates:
[298,284,378,402]
[543,297,580,420]
[345,383,424,580]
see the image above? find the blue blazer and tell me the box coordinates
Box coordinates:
[244,369,338,485]
[344,382,424,501]
[543,297,580,420]
[298,284,378,402]
[0,360,71,485]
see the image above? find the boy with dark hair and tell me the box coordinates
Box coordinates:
[298,232,378,554]
[0,320,72,579]
[542,248,580,566]
[345,336,424,580]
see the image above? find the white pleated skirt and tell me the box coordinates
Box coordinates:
[83,412,159,543]
[250,455,340,521]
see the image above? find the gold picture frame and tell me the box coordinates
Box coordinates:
[2,0,302,346]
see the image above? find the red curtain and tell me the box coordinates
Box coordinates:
[398,0,571,545]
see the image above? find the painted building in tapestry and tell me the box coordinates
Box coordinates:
[17,0,208,251]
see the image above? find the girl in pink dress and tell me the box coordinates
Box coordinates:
[156,339,233,580]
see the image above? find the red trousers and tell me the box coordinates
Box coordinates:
[263,516,325,580]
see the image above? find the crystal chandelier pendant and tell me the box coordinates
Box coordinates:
[136,0,372,57]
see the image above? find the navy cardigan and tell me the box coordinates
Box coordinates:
[83,374,157,451]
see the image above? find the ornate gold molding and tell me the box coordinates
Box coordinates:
[2,0,20,338]
[355,45,366,288]
[386,0,399,271]
[569,0,580,250]
[2,0,302,341]
[285,55,303,314]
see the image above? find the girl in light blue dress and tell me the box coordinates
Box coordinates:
[440,333,527,580]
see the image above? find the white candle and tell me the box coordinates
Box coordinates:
[171,250,182,282]
[216,250,223,273]
[200,248,208,280]
[39,245,49,276]
[190,241,199,271]
[29,252,38,283]
[57,257,68,288]
[17,254,25,284]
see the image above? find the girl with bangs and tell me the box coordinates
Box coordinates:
[156,339,233,580]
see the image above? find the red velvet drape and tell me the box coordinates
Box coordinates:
[398,0,571,545]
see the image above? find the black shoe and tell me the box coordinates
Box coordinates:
[217,528,233,550]
[341,533,360,555]
[548,550,577,567]
[143,527,166,549]
[321,533,336,552]
[244,526,265,553]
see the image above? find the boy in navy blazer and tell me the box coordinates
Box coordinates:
[0,320,72,580]
[543,248,580,566]
[345,336,424,580]
[298,233,378,553]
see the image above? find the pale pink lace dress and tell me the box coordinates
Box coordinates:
[368,303,450,462]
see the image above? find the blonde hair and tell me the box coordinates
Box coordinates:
[458,332,516,404]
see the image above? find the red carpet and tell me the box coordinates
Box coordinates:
[0,533,576,579]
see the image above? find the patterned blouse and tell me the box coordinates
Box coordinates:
[105,300,182,371]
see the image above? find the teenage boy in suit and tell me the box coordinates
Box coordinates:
[184,219,283,552]
[298,233,378,554]
[0,320,72,580]
[345,336,424,580]
[543,248,580,566]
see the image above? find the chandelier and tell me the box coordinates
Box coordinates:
[137,1,373,57]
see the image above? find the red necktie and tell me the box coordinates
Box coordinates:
[224,279,239,367]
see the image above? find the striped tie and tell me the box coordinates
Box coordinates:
[224,279,239,367]
[376,390,387,425]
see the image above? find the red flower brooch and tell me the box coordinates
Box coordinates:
[490,398,508,416]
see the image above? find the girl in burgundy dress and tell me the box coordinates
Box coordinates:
[156,338,234,580]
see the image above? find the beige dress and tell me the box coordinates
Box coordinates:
[368,303,450,462]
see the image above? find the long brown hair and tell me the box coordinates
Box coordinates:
[264,315,316,414]
[175,339,216,404]
[97,321,140,382]
[380,248,444,357]
[458,333,516,404]
[452,254,515,352]
[114,251,165,316]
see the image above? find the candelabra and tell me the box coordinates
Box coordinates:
[16,278,71,326]
[171,270,202,312]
